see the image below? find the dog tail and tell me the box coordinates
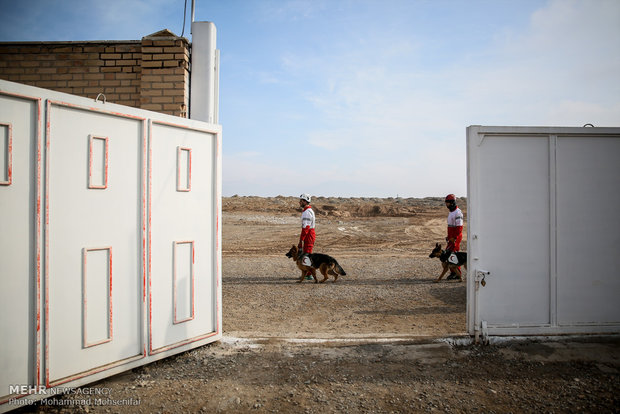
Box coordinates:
[335,262,346,276]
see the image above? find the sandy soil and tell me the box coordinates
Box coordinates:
[222,196,467,339]
[17,196,620,414]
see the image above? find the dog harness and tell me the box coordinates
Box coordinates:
[440,250,461,265]
[448,252,459,265]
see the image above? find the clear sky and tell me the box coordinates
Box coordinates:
[2,0,619,197]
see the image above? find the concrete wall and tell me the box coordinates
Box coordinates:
[0,30,189,117]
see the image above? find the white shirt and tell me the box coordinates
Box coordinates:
[447,207,463,227]
[301,207,315,229]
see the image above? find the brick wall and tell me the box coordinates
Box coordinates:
[140,31,190,116]
[0,30,190,117]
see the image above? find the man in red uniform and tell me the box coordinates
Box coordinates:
[298,194,316,279]
[298,193,315,254]
[445,194,463,280]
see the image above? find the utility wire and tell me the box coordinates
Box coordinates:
[181,0,188,37]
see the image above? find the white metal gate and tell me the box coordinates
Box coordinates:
[0,79,221,411]
[467,126,620,338]
[149,120,220,354]
[0,86,41,408]
[46,101,145,385]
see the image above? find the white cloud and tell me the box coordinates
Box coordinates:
[223,152,303,196]
[249,0,619,197]
[456,0,620,125]
[9,0,616,196]
[546,101,620,127]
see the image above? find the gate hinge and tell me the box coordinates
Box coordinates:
[481,320,489,345]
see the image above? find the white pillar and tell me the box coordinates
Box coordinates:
[190,21,219,124]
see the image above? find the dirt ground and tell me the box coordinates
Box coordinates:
[17,196,620,413]
[222,196,467,339]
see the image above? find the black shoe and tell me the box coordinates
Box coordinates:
[446,273,458,280]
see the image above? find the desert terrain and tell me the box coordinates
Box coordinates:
[222,195,467,339]
[18,196,620,413]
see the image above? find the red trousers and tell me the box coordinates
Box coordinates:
[301,230,315,254]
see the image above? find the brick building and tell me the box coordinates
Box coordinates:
[0,29,190,117]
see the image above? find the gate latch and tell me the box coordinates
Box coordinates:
[476,270,490,287]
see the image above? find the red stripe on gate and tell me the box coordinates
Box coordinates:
[173,241,196,324]
[0,122,12,185]
[176,146,192,192]
[82,247,113,348]
[0,90,42,403]
[43,100,148,387]
[87,135,109,189]
[148,120,221,355]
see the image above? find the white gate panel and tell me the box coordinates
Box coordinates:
[0,92,41,403]
[149,121,219,353]
[556,136,620,324]
[46,102,145,384]
[467,126,620,337]
[1,78,221,413]
[474,135,551,326]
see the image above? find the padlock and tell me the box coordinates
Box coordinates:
[481,277,486,287]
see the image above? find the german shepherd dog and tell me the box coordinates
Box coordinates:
[428,243,467,282]
[285,245,347,283]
